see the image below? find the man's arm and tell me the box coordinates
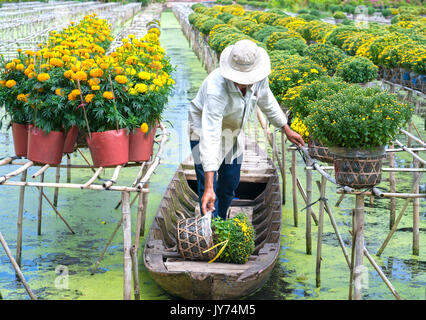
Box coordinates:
[201,171,216,215]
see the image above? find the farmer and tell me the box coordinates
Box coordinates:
[188,39,305,219]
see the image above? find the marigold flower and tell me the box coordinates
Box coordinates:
[89,68,103,78]
[137,72,151,81]
[91,85,100,91]
[140,123,149,134]
[73,71,88,81]
[134,83,148,94]
[17,93,29,102]
[55,88,63,96]
[85,94,95,103]
[115,75,127,84]
[103,91,114,100]
[6,80,17,88]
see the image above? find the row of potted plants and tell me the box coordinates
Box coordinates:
[193,3,424,89]
[0,15,175,167]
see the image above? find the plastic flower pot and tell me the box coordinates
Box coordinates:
[27,126,65,165]
[128,125,157,162]
[11,122,29,157]
[86,129,129,167]
[63,126,78,154]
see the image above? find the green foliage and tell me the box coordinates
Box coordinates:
[211,213,255,264]
[303,43,346,75]
[335,56,378,83]
[282,77,349,119]
[333,11,347,20]
[305,86,413,149]
[251,25,288,42]
[273,37,307,55]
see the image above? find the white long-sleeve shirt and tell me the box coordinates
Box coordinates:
[188,68,287,172]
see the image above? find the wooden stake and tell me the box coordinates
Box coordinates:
[37,173,44,236]
[363,247,401,300]
[305,156,313,255]
[388,143,396,229]
[316,176,326,287]
[281,132,286,205]
[16,169,27,267]
[0,232,37,300]
[353,194,365,300]
[67,154,71,183]
[412,153,419,256]
[53,166,60,207]
[130,245,140,300]
[291,149,298,227]
[376,172,423,256]
[91,218,122,275]
[121,191,132,300]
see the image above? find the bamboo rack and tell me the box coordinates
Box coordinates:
[0,122,168,300]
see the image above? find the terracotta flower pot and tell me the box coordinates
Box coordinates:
[129,126,157,162]
[27,126,65,165]
[86,129,129,167]
[11,122,29,157]
[63,126,78,154]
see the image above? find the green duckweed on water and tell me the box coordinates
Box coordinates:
[0,10,424,300]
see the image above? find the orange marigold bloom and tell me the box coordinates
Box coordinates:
[102,91,114,100]
[37,73,50,82]
[6,80,16,88]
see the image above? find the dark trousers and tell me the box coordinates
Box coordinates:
[190,140,242,220]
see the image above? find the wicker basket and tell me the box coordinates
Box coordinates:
[177,216,216,261]
[330,147,385,189]
[308,139,334,164]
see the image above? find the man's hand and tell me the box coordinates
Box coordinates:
[283,124,305,148]
[201,188,216,215]
[201,171,216,215]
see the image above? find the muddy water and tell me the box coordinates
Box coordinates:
[0,10,424,300]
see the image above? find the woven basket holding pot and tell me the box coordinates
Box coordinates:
[330,146,386,189]
[177,216,216,261]
[308,139,334,164]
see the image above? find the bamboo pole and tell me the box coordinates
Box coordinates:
[103,165,122,189]
[121,191,132,300]
[32,164,49,179]
[130,245,140,300]
[281,132,286,205]
[393,139,426,166]
[315,181,351,269]
[91,217,122,275]
[316,175,326,287]
[388,143,396,229]
[81,166,103,189]
[16,169,27,267]
[0,157,14,166]
[305,156,312,255]
[0,161,33,184]
[353,194,365,300]
[291,149,298,227]
[67,154,71,183]
[53,166,60,207]
[35,185,75,234]
[363,247,401,300]
[376,172,424,256]
[37,173,44,236]
[296,177,319,225]
[0,232,37,300]
[349,209,356,300]
[412,153,419,256]
[400,128,425,147]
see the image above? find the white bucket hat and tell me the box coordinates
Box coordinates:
[219,39,271,85]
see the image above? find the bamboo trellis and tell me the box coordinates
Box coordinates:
[172,2,425,301]
[0,122,169,300]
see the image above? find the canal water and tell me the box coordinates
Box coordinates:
[0,9,424,300]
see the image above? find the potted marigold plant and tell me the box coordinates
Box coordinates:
[305,86,413,188]
[109,29,175,163]
[282,77,349,163]
[0,52,34,157]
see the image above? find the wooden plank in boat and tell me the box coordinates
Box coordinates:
[228,206,253,221]
[183,169,273,183]
[164,258,257,274]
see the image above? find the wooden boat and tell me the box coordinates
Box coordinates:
[143,138,282,299]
